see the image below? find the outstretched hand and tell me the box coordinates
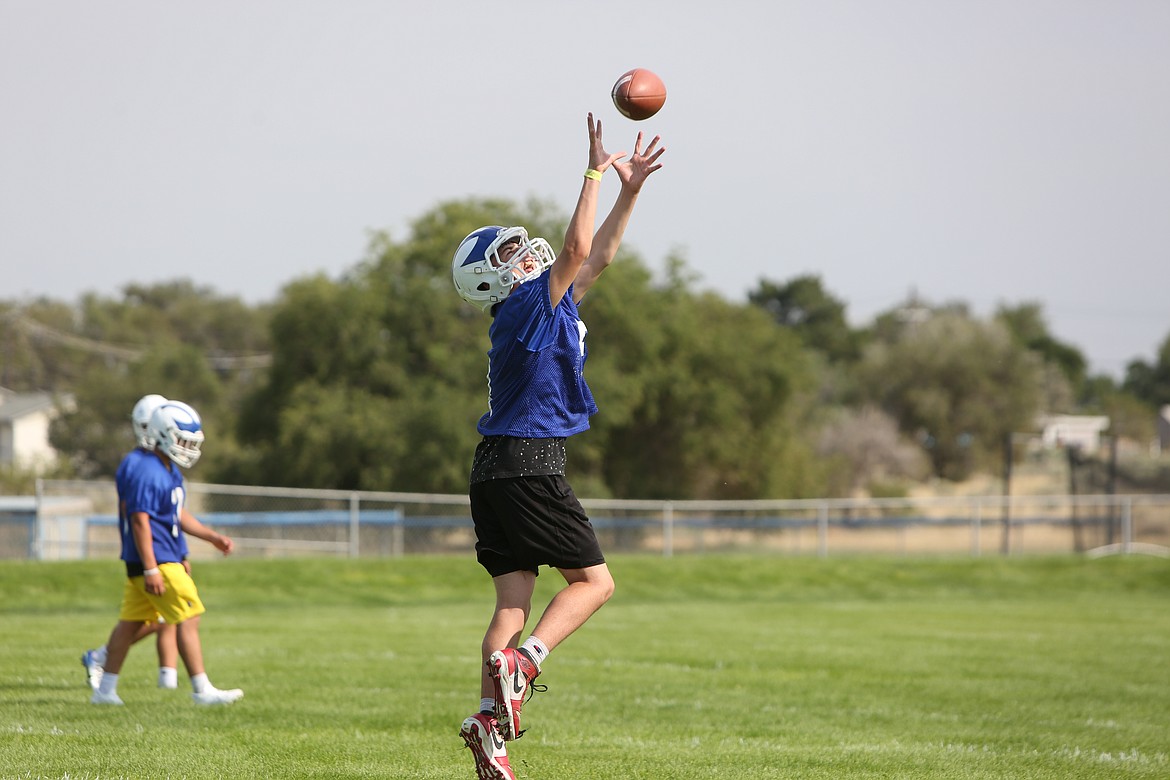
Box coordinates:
[587,113,624,174]
[612,131,665,192]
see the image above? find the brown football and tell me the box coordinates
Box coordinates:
[611,68,667,121]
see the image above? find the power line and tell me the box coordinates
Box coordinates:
[2,311,272,370]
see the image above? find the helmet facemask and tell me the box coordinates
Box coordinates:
[487,227,556,288]
[147,401,205,469]
[163,428,204,469]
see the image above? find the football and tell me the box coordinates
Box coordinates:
[611,68,667,121]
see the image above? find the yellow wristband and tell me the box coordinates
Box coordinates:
[584,168,603,181]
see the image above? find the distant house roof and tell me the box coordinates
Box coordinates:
[0,389,58,421]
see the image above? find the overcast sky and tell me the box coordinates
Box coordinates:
[2,1,1167,379]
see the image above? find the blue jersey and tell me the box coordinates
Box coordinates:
[477,271,598,438]
[115,447,189,565]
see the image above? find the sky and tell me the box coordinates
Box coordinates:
[1,1,1168,379]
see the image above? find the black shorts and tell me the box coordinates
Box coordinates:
[469,475,606,577]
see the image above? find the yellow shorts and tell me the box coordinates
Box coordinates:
[119,562,206,625]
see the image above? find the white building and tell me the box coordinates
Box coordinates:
[1036,414,1111,452]
[0,387,71,472]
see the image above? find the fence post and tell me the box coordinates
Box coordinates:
[348,493,360,558]
[1122,498,1133,554]
[393,506,405,558]
[34,477,44,560]
[817,502,828,558]
[971,498,982,558]
[663,501,674,558]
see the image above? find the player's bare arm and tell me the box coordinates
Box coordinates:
[180,508,234,555]
[130,511,165,595]
[572,132,666,302]
[549,113,623,306]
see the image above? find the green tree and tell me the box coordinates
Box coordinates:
[858,310,1044,480]
[995,301,1087,398]
[749,275,862,363]
[586,264,823,499]
[1123,330,1170,408]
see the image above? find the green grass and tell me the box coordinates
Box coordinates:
[1,554,1168,779]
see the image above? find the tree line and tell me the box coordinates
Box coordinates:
[2,196,1167,498]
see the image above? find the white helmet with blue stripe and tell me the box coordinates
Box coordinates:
[451,225,555,313]
[147,400,205,468]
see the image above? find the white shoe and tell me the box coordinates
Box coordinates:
[81,649,104,692]
[90,690,123,705]
[192,687,244,705]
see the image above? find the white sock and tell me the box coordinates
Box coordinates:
[191,672,211,694]
[97,672,119,696]
[158,667,178,689]
[480,697,495,714]
[521,636,549,669]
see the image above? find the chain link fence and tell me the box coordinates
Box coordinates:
[7,479,1167,561]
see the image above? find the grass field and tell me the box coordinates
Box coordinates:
[1,554,1168,779]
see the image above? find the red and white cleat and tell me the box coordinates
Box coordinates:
[460,712,517,780]
[486,647,542,741]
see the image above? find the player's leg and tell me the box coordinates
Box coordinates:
[91,577,161,704]
[90,620,143,705]
[100,621,141,675]
[175,616,241,705]
[530,563,615,651]
[482,571,537,740]
[482,570,536,691]
[470,479,537,737]
[155,621,179,688]
[462,607,528,778]
[485,566,614,739]
[83,620,164,689]
[175,614,204,675]
[158,564,242,706]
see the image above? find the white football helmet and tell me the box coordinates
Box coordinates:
[147,400,205,469]
[452,225,556,313]
[131,394,169,449]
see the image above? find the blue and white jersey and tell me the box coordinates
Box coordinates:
[115,447,189,565]
[477,270,598,438]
